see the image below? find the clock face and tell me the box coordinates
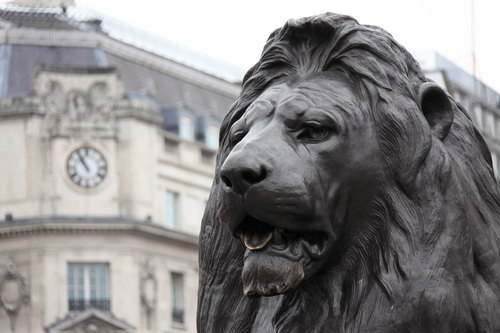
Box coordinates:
[67,147,107,188]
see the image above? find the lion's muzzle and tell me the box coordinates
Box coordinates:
[220,148,267,195]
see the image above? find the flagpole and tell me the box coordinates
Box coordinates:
[471,0,477,94]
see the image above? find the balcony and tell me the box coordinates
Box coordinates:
[69,299,110,312]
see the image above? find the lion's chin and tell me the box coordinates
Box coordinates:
[236,216,329,297]
[242,248,305,297]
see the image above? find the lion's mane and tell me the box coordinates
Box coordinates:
[198,13,500,332]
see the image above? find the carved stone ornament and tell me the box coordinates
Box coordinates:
[139,259,156,314]
[29,68,161,139]
[88,81,113,114]
[43,80,65,113]
[198,12,500,333]
[67,89,90,121]
[0,260,30,331]
[33,68,123,122]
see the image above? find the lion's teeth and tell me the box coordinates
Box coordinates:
[273,228,283,243]
[243,230,273,250]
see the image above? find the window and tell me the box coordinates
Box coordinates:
[171,272,184,324]
[473,104,483,130]
[179,117,194,141]
[0,45,11,98]
[205,126,219,149]
[485,112,496,138]
[165,191,179,228]
[68,263,109,312]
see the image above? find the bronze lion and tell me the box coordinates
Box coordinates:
[198,13,500,332]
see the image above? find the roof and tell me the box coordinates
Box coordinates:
[0,7,79,30]
[0,5,240,118]
[5,45,102,97]
[0,5,245,82]
[105,52,235,117]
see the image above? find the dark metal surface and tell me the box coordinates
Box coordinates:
[198,13,500,332]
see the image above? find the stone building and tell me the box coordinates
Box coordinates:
[0,4,240,333]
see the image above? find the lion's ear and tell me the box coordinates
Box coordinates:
[418,82,454,140]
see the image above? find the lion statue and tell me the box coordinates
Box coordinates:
[197,13,500,332]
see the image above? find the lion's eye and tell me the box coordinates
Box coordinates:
[230,130,246,147]
[297,125,332,142]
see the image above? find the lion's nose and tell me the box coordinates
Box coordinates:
[220,155,267,194]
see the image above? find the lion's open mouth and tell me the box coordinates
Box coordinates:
[235,215,328,258]
[235,215,329,297]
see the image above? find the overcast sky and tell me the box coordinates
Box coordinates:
[16,0,500,93]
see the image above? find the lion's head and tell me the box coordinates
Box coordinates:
[217,73,388,296]
[199,13,500,332]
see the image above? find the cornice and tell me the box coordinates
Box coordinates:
[0,218,199,249]
[114,99,163,125]
[0,27,241,98]
[0,96,44,117]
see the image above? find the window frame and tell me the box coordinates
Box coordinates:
[67,263,110,312]
[165,190,180,228]
[205,125,219,149]
[179,116,195,141]
[171,271,185,325]
[473,104,484,130]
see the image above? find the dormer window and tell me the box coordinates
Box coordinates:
[179,117,195,141]
[205,125,219,149]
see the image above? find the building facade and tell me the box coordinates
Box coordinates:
[0,4,240,333]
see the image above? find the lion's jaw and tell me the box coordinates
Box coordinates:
[236,215,331,296]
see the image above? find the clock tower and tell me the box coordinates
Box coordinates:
[18,66,162,218]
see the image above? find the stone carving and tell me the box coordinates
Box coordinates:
[29,68,161,140]
[198,13,500,332]
[140,259,156,315]
[35,69,122,124]
[44,80,65,113]
[83,323,99,333]
[67,89,90,121]
[0,259,30,332]
[88,81,113,115]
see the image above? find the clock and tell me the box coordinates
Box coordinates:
[67,147,107,188]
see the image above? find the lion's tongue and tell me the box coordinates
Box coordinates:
[241,230,273,250]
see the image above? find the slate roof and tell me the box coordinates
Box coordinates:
[0,8,79,29]
[105,53,235,118]
[6,45,102,97]
[0,6,240,118]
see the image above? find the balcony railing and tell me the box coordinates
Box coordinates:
[172,308,184,323]
[69,299,110,312]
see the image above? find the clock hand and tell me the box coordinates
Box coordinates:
[77,150,90,172]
